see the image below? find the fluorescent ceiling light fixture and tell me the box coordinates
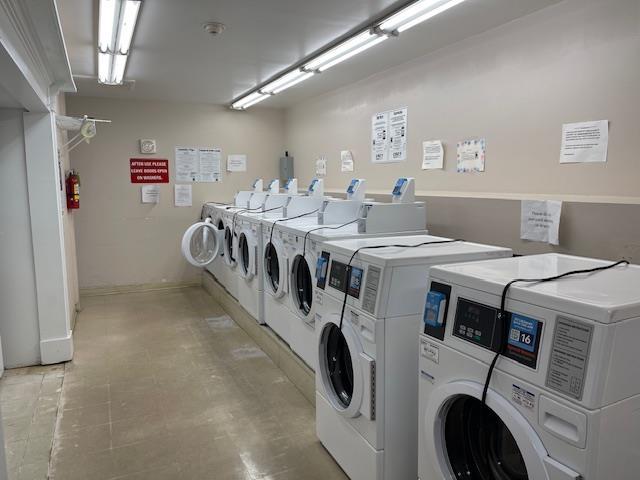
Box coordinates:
[380,0,467,33]
[230,0,468,109]
[98,0,141,85]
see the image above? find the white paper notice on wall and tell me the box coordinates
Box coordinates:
[457,139,486,173]
[227,154,247,172]
[520,200,562,245]
[560,120,608,164]
[174,184,192,207]
[422,140,444,170]
[371,107,407,163]
[141,185,160,204]
[341,150,354,172]
[316,157,327,176]
[175,147,221,182]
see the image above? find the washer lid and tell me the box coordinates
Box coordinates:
[431,254,640,323]
[181,219,222,267]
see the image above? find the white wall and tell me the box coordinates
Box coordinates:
[67,96,285,289]
[285,0,640,201]
[0,109,41,367]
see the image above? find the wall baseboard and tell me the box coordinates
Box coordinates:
[202,272,315,405]
[40,333,73,365]
[79,280,202,297]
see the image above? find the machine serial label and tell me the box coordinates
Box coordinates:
[546,317,593,400]
[362,265,381,314]
[421,340,439,364]
[511,384,535,409]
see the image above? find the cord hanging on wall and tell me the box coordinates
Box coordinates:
[56,115,112,153]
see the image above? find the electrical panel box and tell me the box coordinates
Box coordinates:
[280,155,294,186]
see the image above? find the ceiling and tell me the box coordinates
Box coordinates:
[57,0,561,108]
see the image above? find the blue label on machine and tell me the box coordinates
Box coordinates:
[508,314,539,353]
[392,178,406,196]
[424,291,446,327]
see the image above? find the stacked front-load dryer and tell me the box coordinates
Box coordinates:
[419,254,638,480]
[314,234,512,480]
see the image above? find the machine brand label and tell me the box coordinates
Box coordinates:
[362,265,381,315]
[511,384,535,409]
[546,317,593,400]
[421,340,439,364]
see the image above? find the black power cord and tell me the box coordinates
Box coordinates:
[338,239,464,330]
[231,205,283,232]
[265,209,320,285]
[481,259,629,405]
[302,218,360,259]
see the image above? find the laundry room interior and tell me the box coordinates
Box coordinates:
[0,0,639,479]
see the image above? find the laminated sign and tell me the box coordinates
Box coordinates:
[130,159,169,183]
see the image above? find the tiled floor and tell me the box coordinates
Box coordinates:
[1,287,347,479]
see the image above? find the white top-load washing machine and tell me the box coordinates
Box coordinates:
[233,179,306,323]
[314,234,512,480]
[418,253,638,480]
[282,178,433,371]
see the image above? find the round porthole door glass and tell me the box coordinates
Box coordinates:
[292,255,313,315]
[444,396,529,480]
[181,222,219,267]
[265,243,280,291]
[239,233,250,274]
[322,324,354,408]
[217,219,224,230]
[224,227,235,262]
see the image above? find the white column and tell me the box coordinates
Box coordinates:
[23,111,73,364]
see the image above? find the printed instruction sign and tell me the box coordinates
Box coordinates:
[341,150,354,172]
[371,107,407,163]
[316,157,327,176]
[175,147,221,182]
[141,185,160,204]
[174,184,192,207]
[422,140,444,170]
[130,158,169,183]
[456,139,485,173]
[227,154,247,172]
[520,200,562,245]
[560,120,608,164]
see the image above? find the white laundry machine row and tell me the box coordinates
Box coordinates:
[418,254,639,480]
[314,235,513,480]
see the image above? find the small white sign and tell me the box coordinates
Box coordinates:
[316,157,327,176]
[457,138,486,173]
[141,184,160,204]
[371,107,407,163]
[227,154,247,172]
[560,120,608,164]
[422,140,444,170]
[341,150,354,172]
[175,146,221,182]
[520,200,562,245]
[174,184,192,207]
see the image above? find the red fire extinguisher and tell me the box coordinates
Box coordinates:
[66,170,80,210]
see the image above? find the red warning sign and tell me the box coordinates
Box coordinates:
[130,158,169,183]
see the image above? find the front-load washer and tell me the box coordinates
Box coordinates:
[315,235,512,480]
[201,203,228,286]
[418,253,638,480]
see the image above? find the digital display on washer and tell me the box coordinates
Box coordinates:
[329,260,363,298]
[453,298,501,350]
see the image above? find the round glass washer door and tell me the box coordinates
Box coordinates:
[238,231,256,279]
[181,219,222,267]
[264,242,286,297]
[443,395,528,480]
[223,225,236,266]
[291,254,313,317]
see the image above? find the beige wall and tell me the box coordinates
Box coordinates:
[66,96,284,289]
[285,0,640,201]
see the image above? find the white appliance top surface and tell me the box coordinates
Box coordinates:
[324,235,512,264]
[431,254,639,323]
[261,216,320,228]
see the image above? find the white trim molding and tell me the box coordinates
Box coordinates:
[40,332,74,365]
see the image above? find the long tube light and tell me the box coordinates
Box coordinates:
[230,0,468,109]
[98,0,141,85]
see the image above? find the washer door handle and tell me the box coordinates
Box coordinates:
[359,353,376,421]
[543,456,581,480]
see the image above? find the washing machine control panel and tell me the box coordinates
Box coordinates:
[328,260,363,299]
[452,298,543,369]
[316,251,331,289]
